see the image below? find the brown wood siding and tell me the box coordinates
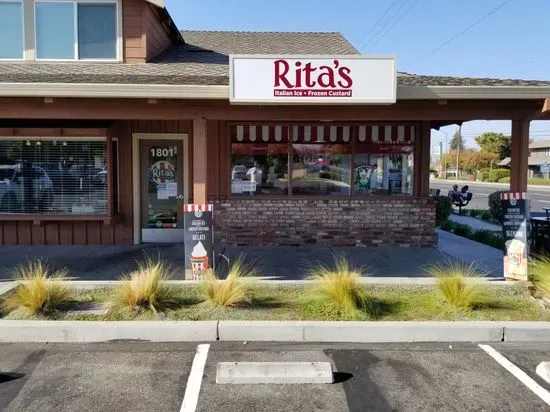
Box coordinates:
[145,4,171,61]
[123,0,145,63]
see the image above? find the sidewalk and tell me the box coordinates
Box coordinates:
[437,229,502,276]
[0,231,503,281]
[449,213,502,233]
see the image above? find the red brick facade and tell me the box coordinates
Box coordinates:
[212,198,436,247]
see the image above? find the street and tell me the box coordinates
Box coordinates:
[1,341,550,411]
[430,179,550,216]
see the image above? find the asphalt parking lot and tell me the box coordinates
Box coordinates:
[1,341,550,412]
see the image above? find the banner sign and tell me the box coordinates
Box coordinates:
[501,193,529,281]
[229,55,397,104]
[184,204,214,280]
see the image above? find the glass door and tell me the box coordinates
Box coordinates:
[140,140,185,243]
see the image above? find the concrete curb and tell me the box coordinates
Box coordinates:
[1,320,549,343]
[0,282,17,297]
[218,321,506,343]
[503,322,550,342]
[58,277,509,289]
[0,320,218,343]
[216,362,334,384]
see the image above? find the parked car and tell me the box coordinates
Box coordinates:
[0,164,54,213]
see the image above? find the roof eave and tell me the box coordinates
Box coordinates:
[145,0,164,7]
[0,83,548,100]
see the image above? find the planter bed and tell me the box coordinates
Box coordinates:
[1,284,548,322]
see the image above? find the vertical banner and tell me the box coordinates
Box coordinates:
[184,204,214,280]
[501,193,529,281]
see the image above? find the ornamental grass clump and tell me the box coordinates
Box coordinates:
[308,256,367,318]
[2,259,73,316]
[529,255,550,298]
[111,258,178,313]
[426,261,486,309]
[202,257,256,307]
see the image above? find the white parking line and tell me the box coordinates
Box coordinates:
[479,344,550,406]
[180,344,210,412]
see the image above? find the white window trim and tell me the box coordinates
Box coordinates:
[34,0,122,62]
[0,0,25,61]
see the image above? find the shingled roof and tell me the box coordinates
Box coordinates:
[0,30,548,90]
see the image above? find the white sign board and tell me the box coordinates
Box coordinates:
[230,55,397,105]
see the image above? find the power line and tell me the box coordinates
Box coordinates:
[368,0,421,49]
[356,0,401,52]
[408,0,512,67]
[359,0,408,52]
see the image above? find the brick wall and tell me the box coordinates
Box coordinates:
[212,198,437,247]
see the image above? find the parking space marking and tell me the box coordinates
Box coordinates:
[479,344,550,406]
[180,344,210,412]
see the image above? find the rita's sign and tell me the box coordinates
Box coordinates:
[230,55,396,104]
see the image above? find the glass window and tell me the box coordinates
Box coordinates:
[0,139,110,215]
[78,4,117,59]
[230,125,289,196]
[354,125,414,196]
[36,2,75,59]
[0,2,23,59]
[291,126,351,196]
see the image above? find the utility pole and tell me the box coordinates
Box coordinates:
[456,125,462,180]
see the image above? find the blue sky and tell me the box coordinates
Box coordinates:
[165,0,550,150]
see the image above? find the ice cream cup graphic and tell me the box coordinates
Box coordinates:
[506,239,525,274]
[190,241,209,279]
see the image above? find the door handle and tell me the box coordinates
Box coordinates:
[176,194,185,200]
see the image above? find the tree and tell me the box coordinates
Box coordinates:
[474,132,511,160]
[441,150,498,174]
[450,129,465,151]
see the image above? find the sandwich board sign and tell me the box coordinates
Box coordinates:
[501,192,529,281]
[184,204,214,280]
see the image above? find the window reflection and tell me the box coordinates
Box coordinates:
[0,139,109,215]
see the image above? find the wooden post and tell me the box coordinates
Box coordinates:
[193,116,208,204]
[414,121,431,197]
[510,117,530,193]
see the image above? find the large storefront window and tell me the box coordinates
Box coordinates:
[229,124,416,197]
[0,138,109,215]
[354,125,414,196]
[230,125,289,195]
[291,126,351,196]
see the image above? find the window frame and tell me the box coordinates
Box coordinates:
[228,122,419,199]
[34,0,122,62]
[0,135,118,218]
[0,0,25,61]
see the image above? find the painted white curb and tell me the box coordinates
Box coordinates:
[0,320,218,343]
[216,362,334,384]
[218,321,505,343]
[537,362,550,385]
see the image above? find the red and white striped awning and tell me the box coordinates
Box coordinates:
[231,124,416,144]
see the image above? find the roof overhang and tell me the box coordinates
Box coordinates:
[0,83,548,101]
[145,0,164,7]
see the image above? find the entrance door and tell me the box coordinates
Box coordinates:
[140,140,185,243]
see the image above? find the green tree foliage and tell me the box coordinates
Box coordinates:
[475,132,512,160]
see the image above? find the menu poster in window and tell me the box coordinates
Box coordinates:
[501,193,529,281]
[184,204,214,280]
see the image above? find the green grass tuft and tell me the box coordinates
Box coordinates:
[110,258,179,313]
[1,259,73,316]
[529,255,550,298]
[307,256,368,319]
[201,257,256,307]
[425,261,487,309]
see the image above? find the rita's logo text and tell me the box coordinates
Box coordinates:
[273,59,353,98]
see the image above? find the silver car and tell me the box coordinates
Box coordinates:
[0,164,54,213]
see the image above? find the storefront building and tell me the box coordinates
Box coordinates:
[0,0,548,247]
